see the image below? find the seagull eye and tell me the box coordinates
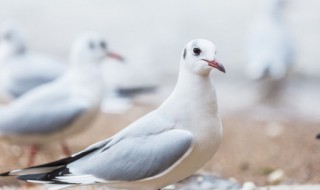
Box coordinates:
[193,47,201,55]
[100,41,107,49]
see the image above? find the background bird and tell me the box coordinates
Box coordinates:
[0,32,123,167]
[246,0,295,103]
[0,39,225,190]
[0,21,66,101]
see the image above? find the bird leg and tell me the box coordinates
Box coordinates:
[27,145,38,167]
[60,141,71,157]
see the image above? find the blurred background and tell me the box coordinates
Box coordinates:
[0,0,319,188]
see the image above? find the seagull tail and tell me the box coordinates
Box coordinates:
[0,171,10,176]
[0,146,98,177]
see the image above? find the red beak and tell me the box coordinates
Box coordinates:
[107,52,125,62]
[202,59,225,73]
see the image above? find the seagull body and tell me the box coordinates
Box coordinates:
[0,32,123,165]
[0,53,66,99]
[246,0,294,81]
[1,39,225,190]
[0,67,101,145]
[0,22,66,99]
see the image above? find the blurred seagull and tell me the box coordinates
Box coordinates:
[0,21,66,100]
[0,32,123,166]
[246,0,294,80]
[246,0,294,102]
[0,39,225,190]
[101,61,157,114]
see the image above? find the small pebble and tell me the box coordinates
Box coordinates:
[265,122,284,137]
[268,169,285,185]
[201,181,215,189]
[229,177,239,183]
[196,176,204,183]
[11,145,22,156]
[241,181,256,190]
[163,184,176,189]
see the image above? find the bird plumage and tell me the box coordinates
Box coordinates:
[1,39,224,190]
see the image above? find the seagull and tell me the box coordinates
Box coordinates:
[0,39,226,190]
[245,0,294,103]
[0,21,66,100]
[246,0,294,81]
[0,32,123,166]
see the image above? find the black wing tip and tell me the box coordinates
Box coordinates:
[17,174,39,181]
[1,146,98,181]
[0,171,11,176]
[17,169,74,185]
[316,133,320,140]
[29,147,98,170]
[23,166,70,181]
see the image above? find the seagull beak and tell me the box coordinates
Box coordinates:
[202,59,225,73]
[107,51,125,62]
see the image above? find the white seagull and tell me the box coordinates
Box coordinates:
[0,39,225,190]
[0,21,66,100]
[246,0,294,81]
[0,32,123,166]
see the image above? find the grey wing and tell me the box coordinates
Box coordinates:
[0,95,89,135]
[2,56,66,97]
[4,112,191,185]
[7,74,58,97]
[62,129,193,183]
[7,76,55,97]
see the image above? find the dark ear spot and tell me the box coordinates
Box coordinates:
[183,48,186,59]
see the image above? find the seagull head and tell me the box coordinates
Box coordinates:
[0,21,26,56]
[71,32,124,67]
[181,39,225,76]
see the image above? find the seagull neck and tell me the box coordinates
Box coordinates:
[175,69,216,99]
[67,61,103,102]
[70,59,100,75]
[159,68,218,116]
